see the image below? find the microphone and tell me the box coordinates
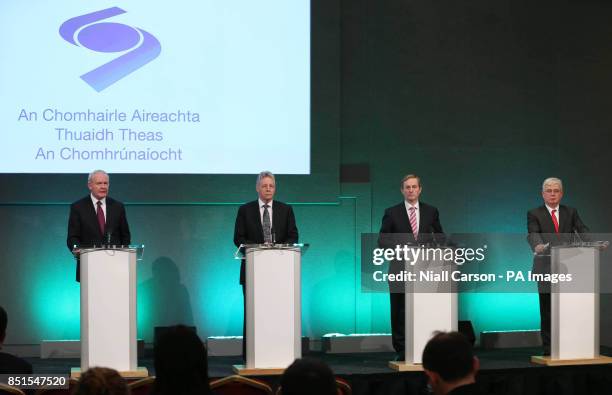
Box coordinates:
[104,231,112,246]
[573,229,583,245]
[429,226,439,248]
[271,227,276,245]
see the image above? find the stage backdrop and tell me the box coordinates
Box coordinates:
[1,0,612,348]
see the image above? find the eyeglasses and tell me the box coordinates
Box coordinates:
[544,189,561,194]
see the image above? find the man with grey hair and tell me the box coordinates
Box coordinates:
[527,177,589,355]
[233,171,299,359]
[67,170,131,281]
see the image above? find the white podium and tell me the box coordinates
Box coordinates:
[390,252,458,371]
[71,246,147,378]
[233,244,304,375]
[532,245,612,366]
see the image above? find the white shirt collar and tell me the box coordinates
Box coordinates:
[258,198,273,208]
[545,204,559,215]
[90,194,106,206]
[404,200,419,210]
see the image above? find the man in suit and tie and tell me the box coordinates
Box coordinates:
[67,170,131,282]
[527,177,590,355]
[233,171,299,359]
[379,174,444,359]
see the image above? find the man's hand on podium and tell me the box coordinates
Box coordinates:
[534,243,549,254]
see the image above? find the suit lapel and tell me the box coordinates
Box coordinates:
[398,204,411,233]
[105,199,113,233]
[252,201,264,238]
[558,205,569,233]
[272,202,280,236]
[417,204,426,235]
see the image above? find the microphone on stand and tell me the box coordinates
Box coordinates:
[573,229,583,246]
[104,231,112,246]
[429,226,439,248]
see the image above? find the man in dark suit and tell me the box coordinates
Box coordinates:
[0,306,33,374]
[527,177,590,355]
[233,171,299,359]
[379,174,444,360]
[67,170,131,282]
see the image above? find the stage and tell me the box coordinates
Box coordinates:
[25,347,612,395]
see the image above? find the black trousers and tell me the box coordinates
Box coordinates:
[389,292,405,354]
[538,287,551,351]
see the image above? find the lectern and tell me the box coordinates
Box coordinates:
[233,244,305,375]
[390,249,457,371]
[532,244,612,366]
[71,245,147,378]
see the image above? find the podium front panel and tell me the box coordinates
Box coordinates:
[405,257,458,364]
[246,247,301,369]
[551,246,599,360]
[80,249,137,371]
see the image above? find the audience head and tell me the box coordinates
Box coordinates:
[74,367,128,395]
[153,325,210,395]
[280,358,336,395]
[0,306,7,345]
[422,331,479,395]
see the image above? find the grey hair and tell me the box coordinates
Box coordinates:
[256,171,275,187]
[542,177,563,191]
[88,169,109,183]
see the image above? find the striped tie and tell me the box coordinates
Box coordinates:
[409,206,418,240]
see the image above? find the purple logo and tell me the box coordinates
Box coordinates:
[59,7,161,92]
